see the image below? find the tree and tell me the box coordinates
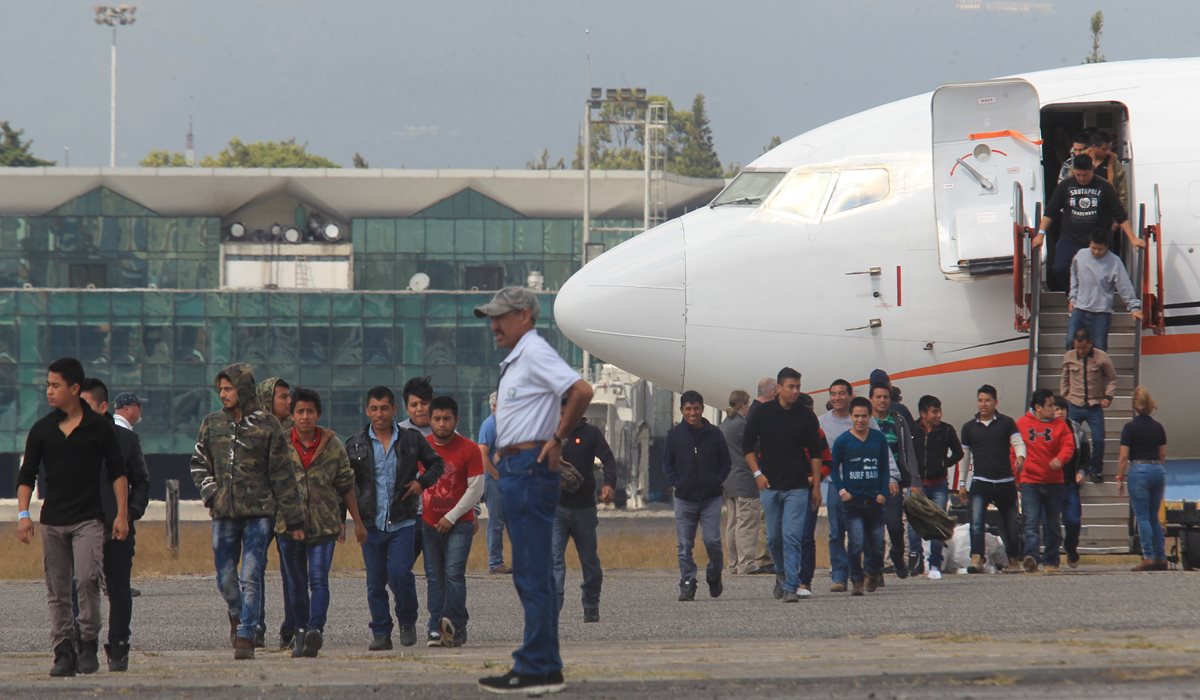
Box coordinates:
[140,149,189,167]
[352,152,370,168]
[1084,10,1105,64]
[199,138,340,168]
[0,121,54,166]
[672,94,723,178]
[762,135,782,154]
[526,148,565,170]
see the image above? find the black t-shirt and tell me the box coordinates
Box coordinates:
[1045,176,1128,245]
[1120,414,1167,462]
[960,413,1019,482]
[741,399,824,491]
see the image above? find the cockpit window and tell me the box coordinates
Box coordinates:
[710,171,787,207]
[824,168,890,217]
[766,171,834,220]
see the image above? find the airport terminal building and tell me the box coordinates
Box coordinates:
[0,167,724,498]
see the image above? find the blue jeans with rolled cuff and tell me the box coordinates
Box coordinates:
[212,517,273,641]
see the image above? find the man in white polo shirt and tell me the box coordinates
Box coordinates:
[474,287,594,696]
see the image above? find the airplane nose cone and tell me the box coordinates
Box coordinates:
[554,220,686,390]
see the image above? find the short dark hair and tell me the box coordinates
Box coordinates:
[80,377,109,405]
[402,376,434,404]
[290,387,322,415]
[1090,130,1112,146]
[48,357,85,388]
[797,393,814,410]
[1072,131,1090,146]
[776,367,801,385]
[890,386,902,403]
[977,384,998,400]
[366,385,395,405]
[1073,327,1093,342]
[868,382,890,399]
[1030,388,1055,410]
[849,397,871,412]
[430,395,459,418]
[680,390,704,407]
[829,378,853,395]
[1053,394,1069,410]
[1072,153,1093,171]
[274,378,291,391]
[1089,229,1110,246]
[918,395,941,413]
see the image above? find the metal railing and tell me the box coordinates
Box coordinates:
[1012,182,1042,406]
[1139,184,1166,336]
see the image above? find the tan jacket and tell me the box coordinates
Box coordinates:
[1060,348,1117,407]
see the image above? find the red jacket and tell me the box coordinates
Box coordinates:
[1015,413,1075,484]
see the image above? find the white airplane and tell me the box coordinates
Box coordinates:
[555,57,1199,459]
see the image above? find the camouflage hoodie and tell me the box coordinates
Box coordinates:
[276,426,355,544]
[257,377,294,432]
[190,363,304,529]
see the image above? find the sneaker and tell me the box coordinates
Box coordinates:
[104,641,129,672]
[291,628,306,658]
[781,590,800,603]
[706,574,723,598]
[967,554,984,574]
[865,574,880,593]
[830,582,847,593]
[478,669,566,695]
[583,608,600,623]
[1067,552,1080,569]
[773,574,785,600]
[50,639,77,677]
[368,635,393,651]
[796,584,812,599]
[927,567,942,580]
[440,618,458,648]
[233,636,255,660]
[1023,555,1039,574]
[489,565,513,575]
[76,638,100,674]
[678,579,697,602]
[427,630,442,647]
[851,579,865,596]
[1090,472,1104,484]
[907,553,921,576]
[302,628,323,657]
[253,623,267,649]
[398,624,417,647]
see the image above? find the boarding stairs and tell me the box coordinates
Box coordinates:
[1012,184,1166,553]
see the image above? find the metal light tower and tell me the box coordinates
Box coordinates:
[94,5,137,168]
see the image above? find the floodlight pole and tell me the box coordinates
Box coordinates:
[109,26,117,168]
[581,99,592,381]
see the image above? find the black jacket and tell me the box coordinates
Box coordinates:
[560,419,617,509]
[347,423,445,528]
[99,418,151,538]
[911,421,964,485]
[663,419,730,502]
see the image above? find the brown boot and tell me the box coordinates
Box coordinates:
[1153,559,1170,571]
[1131,559,1156,572]
[228,614,239,648]
[233,637,255,660]
[865,573,880,593]
[851,579,865,596]
[967,554,984,574]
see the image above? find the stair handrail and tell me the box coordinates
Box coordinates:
[1025,201,1043,408]
[1138,188,1167,336]
[1151,184,1166,334]
[1012,182,1030,332]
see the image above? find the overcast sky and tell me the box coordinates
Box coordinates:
[2,1,1197,169]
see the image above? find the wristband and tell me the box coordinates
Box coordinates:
[753,470,763,479]
[18,510,30,520]
[1037,229,1046,236]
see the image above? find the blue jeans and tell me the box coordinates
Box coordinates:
[212,517,273,641]
[908,481,950,570]
[760,488,810,592]
[1021,483,1064,566]
[800,492,818,586]
[1127,462,1166,560]
[844,496,885,582]
[1058,482,1082,556]
[360,525,418,636]
[1053,234,1085,293]
[422,520,475,632]
[278,538,336,631]
[1068,404,1105,477]
[485,474,508,569]
[1066,309,1113,351]
[673,496,723,583]
[498,447,563,676]
[824,480,849,584]
[553,505,603,611]
[969,480,1021,561]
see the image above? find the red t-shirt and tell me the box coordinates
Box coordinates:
[422,434,484,526]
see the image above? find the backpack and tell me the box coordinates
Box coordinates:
[904,489,956,541]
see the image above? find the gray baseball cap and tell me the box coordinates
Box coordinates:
[113,391,148,409]
[474,286,540,320]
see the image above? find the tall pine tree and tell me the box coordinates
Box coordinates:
[672,94,722,178]
[0,122,54,166]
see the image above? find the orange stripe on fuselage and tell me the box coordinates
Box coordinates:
[1142,333,1200,355]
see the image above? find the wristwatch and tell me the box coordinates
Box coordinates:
[753,470,763,479]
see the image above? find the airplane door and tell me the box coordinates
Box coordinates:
[932,79,1041,275]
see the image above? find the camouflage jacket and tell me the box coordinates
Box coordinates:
[190,363,304,529]
[257,376,294,432]
[276,426,355,544]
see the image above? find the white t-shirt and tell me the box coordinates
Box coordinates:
[495,330,580,448]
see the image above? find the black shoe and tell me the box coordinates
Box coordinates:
[279,628,295,650]
[707,574,723,598]
[882,564,896,575]
[754,563,776,575]
[1067,551,1081,569]
[368,635,393,651]
[76,638,100,675]
[104,641,130,672]
[583,608,600,623]
[427,629,442,647]
[478,669,566,695]
[895,562,909,580]
[252,624,266,649]
[130,587,141,598]
[228,614,239,648]
[677,579,697,602]
[1090,472,1104,484]
[907,553,921,575]
[773,574,784,600]
[439,618,458,648]
[291,628,305,658]
[398,624,417,647]
[302,628,323,658]
[50,639,77,677]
